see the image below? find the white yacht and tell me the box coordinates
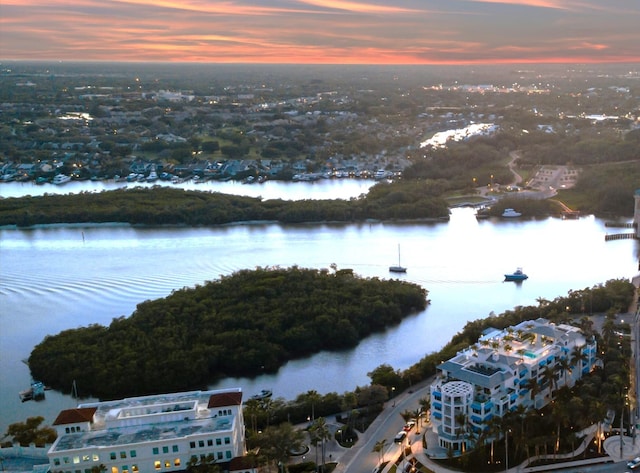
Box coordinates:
[52,174,71,185]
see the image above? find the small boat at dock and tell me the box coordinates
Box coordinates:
[19,381,46,402]
[502,208,522,218]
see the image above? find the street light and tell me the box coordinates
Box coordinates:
[392,387,396,407]
[505,428,511,473]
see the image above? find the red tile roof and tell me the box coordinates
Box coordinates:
[208,391,242,408]
[53,407,97,426]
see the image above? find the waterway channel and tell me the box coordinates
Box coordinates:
[0,179,638,435]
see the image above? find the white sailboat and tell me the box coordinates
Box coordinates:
[389,244,407,273]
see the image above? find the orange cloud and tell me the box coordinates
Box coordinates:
[296,0,421,14]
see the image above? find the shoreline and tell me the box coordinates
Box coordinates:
[0,216,453,231]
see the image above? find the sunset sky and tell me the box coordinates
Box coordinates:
[1,0,639,64]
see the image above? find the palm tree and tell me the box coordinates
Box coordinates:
[418,397,431,417]
[310,417,331,472]
[305,390,321,421]
[372,439,388,464]
[244,398,261,434]
[187,453,220,473]
[485,415,503,464]
[569,345,588,377]
[412,408,422,434]
[308,422,321,469]
[556,357,571,387]
[541,364,557,396]
[524,377,540,408]
[399,409,413,425]
[454,411,468,453]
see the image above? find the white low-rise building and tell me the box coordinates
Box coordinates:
[429,318,597,455]
[47,388,254,473]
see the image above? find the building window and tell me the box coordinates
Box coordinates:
[225,451,232,459]
[153,447,159,455]
[110,453,116,460]
[172,445,179,453]
[174,458,181,467]
[130,450,137,458]
[54,459,61,466]
[121,451,127,459]
[216,439,221,446]
[93,454,100,462]
[122,466,129,473]
[198,440,205,448]
[162,446,169,454]
[154,461,161,471]
[65,427,70,434]
[111,467,118,473]
[190,441,196,448]
[132,466,139,473]
[164,460,171,468]
[224,437,230,445]
[207,439,213,447]
[217,452,223,460]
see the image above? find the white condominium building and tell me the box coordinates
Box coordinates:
[47,388,255,473]
[429,318,597,455]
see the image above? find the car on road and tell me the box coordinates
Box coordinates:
[628,456,640,469]
[394,431,407,443]
[403,420,416,431]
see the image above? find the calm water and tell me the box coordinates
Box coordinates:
[1,179,638,435]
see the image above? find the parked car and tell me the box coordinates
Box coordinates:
[628,457,640,469]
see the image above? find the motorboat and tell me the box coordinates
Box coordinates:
[52,174,71,185]
[504,268,528,281]
[502,208,522,218]
[389,244,407,273]
[251,389,273,401]
[19,381,46,402]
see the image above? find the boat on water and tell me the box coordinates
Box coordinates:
[19,381,46,402]
[251,389,273,401]
[502,208,522,218]
[504,268,528,281]
[52,174,71,185]
[389,244,407,273]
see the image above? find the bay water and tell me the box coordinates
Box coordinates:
[1,179,638,435]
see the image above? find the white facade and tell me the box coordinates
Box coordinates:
[634,189,640,238]
[48,388,250,473]
[430,318,597,454]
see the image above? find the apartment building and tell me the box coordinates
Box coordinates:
[429,318,597,454]
[47,388,253,473]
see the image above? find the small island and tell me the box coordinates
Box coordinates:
[27,266,428,400]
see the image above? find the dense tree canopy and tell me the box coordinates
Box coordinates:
[28,266,428,400]
[0,183,450,227]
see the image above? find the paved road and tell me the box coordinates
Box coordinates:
[330,380,432,473]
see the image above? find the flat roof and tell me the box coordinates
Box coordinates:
[51,388,241,454]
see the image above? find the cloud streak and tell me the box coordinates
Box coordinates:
[1,0,638,63]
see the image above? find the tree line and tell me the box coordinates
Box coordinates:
[0,182,450,227]
[27,266,428,400]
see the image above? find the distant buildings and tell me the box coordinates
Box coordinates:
[429,318,597,455]
[48,388,254,473]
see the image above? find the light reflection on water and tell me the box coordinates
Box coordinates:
[1,181,638,434]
